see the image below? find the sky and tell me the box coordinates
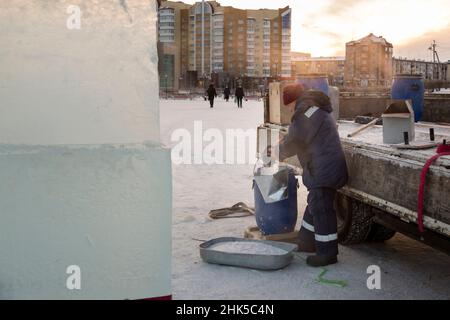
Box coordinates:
[181,0,450,61]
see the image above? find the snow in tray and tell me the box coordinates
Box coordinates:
[209,241,287,256]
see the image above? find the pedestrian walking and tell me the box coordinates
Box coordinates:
[206,84,218,108]
[224,86,231,102]
[235,86,245,108]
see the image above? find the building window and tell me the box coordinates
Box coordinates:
[160,36,175,42]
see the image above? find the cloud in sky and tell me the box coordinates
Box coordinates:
[179,0,450,60]
[396,24,450,61]
[321,0,371,17]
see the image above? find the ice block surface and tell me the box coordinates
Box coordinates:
[0,1,171,300]
[0,0,160,145]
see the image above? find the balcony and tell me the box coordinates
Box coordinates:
[159,11,175,17]
[159,25,174,30]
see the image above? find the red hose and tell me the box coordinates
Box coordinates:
[417,144,450,233]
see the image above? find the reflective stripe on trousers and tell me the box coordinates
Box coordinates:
[301,220,315,232]
[315,233,338,242]
[298,188,339,256]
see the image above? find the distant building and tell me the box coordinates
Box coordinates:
[292,56,345,86]
[344,33,393,88]
[158,1,192,91]
[448,61,450,81]
[290,52,311,60]
[393,58,448,81]
[158,1,292,91]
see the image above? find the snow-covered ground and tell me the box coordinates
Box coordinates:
[432,89,450,94]
[160,98,450,300]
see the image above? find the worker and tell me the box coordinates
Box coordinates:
[206,83,218,108]
[224,86,231,102]
[235,85,245,108]
[271,83,348,267]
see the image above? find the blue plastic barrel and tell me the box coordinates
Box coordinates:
[254,170,298,235]
[297,74,329,95]
[391,74,425,122]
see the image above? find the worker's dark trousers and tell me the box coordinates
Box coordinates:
[298,188,339,256]
[209,98,215,108]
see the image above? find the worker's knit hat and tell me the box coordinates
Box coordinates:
[283,83,304,106]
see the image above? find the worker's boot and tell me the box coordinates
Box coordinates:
[306,255,338,267]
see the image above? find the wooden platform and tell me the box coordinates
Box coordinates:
[244,226,299,244]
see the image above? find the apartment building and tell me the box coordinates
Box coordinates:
[292,56,346,86]
[158,1,291,90]
[158,1,191,91]
[344,33,393,88]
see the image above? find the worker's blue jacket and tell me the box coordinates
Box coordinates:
[279,91,348,190]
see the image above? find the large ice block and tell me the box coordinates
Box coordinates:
[0,144,172,299]
[0,1,171,299]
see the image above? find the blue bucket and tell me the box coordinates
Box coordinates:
[254,169,298,235]
[297,74,329,95]
[391,74,425,122]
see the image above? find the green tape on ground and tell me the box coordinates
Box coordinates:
[316,268,348,288]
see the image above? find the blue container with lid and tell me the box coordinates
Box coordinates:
[391,74,425,122]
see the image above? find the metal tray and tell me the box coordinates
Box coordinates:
[199,237,298,271]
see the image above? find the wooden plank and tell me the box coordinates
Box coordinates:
[347,118,380,138]
[244,226,299,243]
[342,143,450,225]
